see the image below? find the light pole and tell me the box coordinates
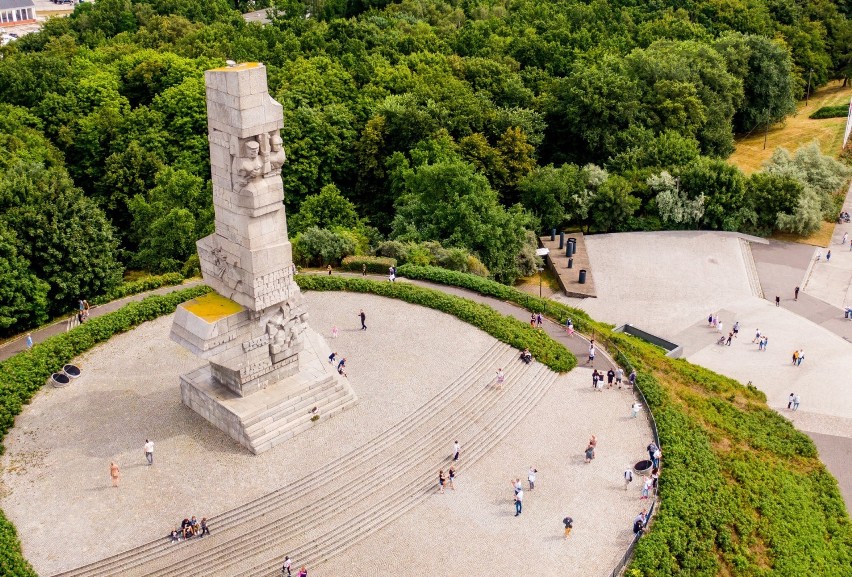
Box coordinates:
[763,108,770,150]
[806,68,813,106]
[537,265,544,298]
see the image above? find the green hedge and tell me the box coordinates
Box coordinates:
[294,275,576,373]
[0,284,210,576]
[91,272,186,306]
[340,255,397,274]
[393,265,852,576]
[809,104,850,119]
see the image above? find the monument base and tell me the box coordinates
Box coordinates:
[179,328,357,454]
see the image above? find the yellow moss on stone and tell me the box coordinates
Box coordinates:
[183,292,244,322]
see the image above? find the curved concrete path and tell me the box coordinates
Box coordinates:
[2,289,649,576]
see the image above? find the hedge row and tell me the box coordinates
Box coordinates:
[0,284,211,576]
[340,255,397,275]
[393,265,852,576]
[91,272,186,306]
[294,275,576,373]
[809,104,850,119]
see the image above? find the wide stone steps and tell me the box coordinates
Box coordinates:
[233,364,559,577]
[140,360,554,577]
[51,341,511,577]
[130,346,528,577]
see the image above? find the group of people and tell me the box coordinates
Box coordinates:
[530,312,543,328]
[77,298,90,323]
[791,349,806,366]
[170,516,209,541]
[280,555,308,576]
[327,352,348,377]
[591,367,636,391]
[787,392,801,411]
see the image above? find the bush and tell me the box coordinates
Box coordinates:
[294,275,576,374]
[809,105,850,119]
[341,255,397,274]
[90,272,185,306]
[292,227,356,267]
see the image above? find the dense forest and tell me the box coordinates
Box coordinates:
[0,0,851,334]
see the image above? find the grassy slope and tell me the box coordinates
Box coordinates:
[729,81,852,175]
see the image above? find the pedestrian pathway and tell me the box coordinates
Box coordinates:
[0,280,204,362]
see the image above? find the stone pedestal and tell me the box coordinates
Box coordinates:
[170,62,357,453]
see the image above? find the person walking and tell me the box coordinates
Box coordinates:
[438,469,446,494]
[584,443,595,463]
[587,340,596,364]
[647,441,658,461]
[615,367,624,387]
[628,369,636,389]
[453,440,460,461]
[652,447,662,469]
[528,467,537,490]
[641,475,652,499]
[448,467,456,490]
[326,264,332,275]
[797,349,804,366]
[794,286,800,301]
[761,335,769,351]
[606,368,615,388]
[725,331,733,346]
[328,352,337,364]
[792,350,799,365]
[199,518,210,537]
[624,467,634,490]
[788,393,795,409]
[717,320,723,334]
[358,309,366,330]
[775,296,780,307]
[792,393,800,411]
[110,462,120,487]
[514,487,523,516]
[631,401,642,418]
[144,439,154,466]
[331,325,339,339]
[843,232,848,245]
[495,368,505,390]
[827,250,832,262]
[281,556,292,576]
[752,328,761,343]
[25,333,33,351]
[563,516,573,539]
[337,357,347,374]
[361,263,367,276]
[512,478,522,494]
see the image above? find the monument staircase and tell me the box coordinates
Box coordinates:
[52,341,559,577]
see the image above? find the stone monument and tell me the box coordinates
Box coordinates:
[170,62,357,454]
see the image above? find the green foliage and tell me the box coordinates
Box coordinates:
[809,105,851,119]
[0,223,49,336]
[90,272,185,305]
[288,184,360,235]
[0,511,36,577]
[292,226,356,267]
[340,255,397,274]
[294,275,575,373]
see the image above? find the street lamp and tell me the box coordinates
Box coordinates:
[535,247,550,299]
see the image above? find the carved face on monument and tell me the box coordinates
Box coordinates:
[246,140,260,158]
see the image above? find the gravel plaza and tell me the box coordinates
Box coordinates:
[1,291,652,576]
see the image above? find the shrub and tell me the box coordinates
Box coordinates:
[90,272,185,306]
[292,227,356,267]
[294,275,576,374]
[809,105,850,119]
[340,255,397,274]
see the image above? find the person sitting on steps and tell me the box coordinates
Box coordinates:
[520,348,533,364]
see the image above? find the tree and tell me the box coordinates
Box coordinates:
[289,184,360,235]
[0,163,122,315]
[714,32,797,133]
[649,171,705,226]
[517,163,587,230]
[292,226,356,266]
[680,158,747,229]
[588,175,641,232]
[0,223,49,335]
[745,172,803,233]
[391,160,533,282]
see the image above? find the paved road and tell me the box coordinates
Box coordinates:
[0,281,204,362]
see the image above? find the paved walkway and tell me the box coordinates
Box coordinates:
[1,283,646,576]
[0,281,204,362]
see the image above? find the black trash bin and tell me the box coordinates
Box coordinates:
[559,231,565,249]
[550,228,556,241]
[579,269,587,284]
[567,257,573,269]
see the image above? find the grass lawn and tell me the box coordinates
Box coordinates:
[515,268,561,297]
[729,81,852,174]
[770,219,836,247]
